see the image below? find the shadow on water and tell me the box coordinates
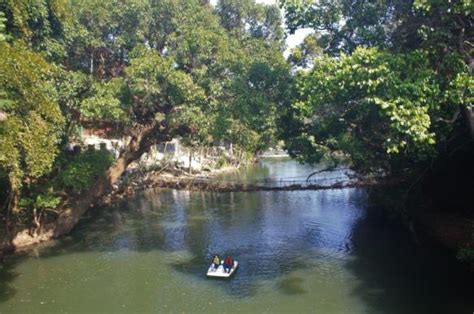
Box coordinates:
[0,168,473,313]
[0,190,171,303]
[346,213,474,314]
[0,188,315,301]
[168,241,312,298]
[0,159,357,305]
[0,260,18,302]
[164,189,318,298]
[277,276,307,295]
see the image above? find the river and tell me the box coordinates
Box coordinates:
[0,159,473,313]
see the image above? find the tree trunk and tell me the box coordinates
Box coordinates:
[2,187,19,250]
[188,149,193,175]
[52,155,129,237]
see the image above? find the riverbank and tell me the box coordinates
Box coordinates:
[1,161,244,257]
[103,164,243,203]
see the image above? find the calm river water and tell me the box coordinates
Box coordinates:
[0,159,473,314]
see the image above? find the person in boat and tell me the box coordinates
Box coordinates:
[223,256,234,273]
[212,255,221,270]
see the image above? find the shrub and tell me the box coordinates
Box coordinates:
[56,150,114,193]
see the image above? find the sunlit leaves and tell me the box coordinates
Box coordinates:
[20,192,61,211]
[56,150,114,193]
[280,0,409,54]
[0,42,64,190]
[283,47,445,171]
[1,0,73,60]
[80,79,126,121]
[0,11,7,42]
[125,47,205,117]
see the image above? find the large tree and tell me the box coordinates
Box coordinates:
[1,0,291,243]
[280,0,473,174]
[0,41,64,240]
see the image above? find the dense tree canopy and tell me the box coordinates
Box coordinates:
[0,42,64,212]
[0,0,471,247]
[285,48,446,171]
[280,0,473,174]
[287,33,322,68]
[280,0,472,57]
[0,0,290,239]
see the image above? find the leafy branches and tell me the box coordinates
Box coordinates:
[280,0,473,176]
[0,42,64,197]
[282,48,446,172]
[56,150,114,193]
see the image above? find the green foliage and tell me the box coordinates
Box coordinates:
[280,0,471,60]
[0,42,64,192]
[280,0,473,175]
[413,0,473,15]
[51,68,91,140]
[216,155,229,168]
[115,1,288,154]
[1,0,73,60]
[282,47,454,171]
[228,58,291,152]
[20,192,62,211]
[56,150,114,193]
[0,0,291,230]
[125,46,206,122]
[280,0,414,54]
[217,0,284,44]
[66,0,150,75]
[81,79,126,121]
[457,246,474,261]
[0,11,7,42]
[287,33,322,68]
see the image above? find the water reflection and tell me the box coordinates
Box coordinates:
[0,160,473,313]
[116,187,368,298]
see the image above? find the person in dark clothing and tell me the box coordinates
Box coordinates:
[223,256,234,273]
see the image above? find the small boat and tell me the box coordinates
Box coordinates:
[206,261,239,278]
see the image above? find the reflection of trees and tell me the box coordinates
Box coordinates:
[171,189,367,297]
[4,185,472,306]
[0,260,18,302]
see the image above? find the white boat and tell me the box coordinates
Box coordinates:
[206,261,239,278]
